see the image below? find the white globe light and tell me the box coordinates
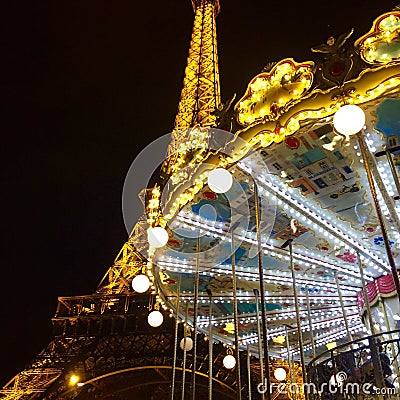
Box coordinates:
[147,226,169,248]
[207,168,233,194]
[180,337,193,351]
[131,274,150,293]
[333,104,365,137]
[274,367,287,381]
[223,354,236,369]
[147,310,164,327]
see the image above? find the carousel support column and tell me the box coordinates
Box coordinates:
[378,297,400,378]
[334,272,353,344]
[253,289,265,400]
[171,273,182,400]
[253,182,271,400]
[247,345,252,400]
[231,227,242,400]
[358,133,400,302]
[191,234,200,400]
[305,287,316,359]
[284,239,307,397]
[208,291,213,400]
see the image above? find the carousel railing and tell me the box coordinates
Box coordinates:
[306,329,400,399]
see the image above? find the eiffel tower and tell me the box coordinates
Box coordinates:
[0,1,245,399]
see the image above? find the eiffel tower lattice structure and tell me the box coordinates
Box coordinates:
[0,1,244,399]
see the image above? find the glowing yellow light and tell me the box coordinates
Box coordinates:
[273,336,286,344]
[69,374,80,386]
[224,322,235,334]
[326,342,337,350]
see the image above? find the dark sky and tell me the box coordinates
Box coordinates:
[1,0,398,386]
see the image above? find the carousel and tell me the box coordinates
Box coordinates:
[131,5,400,400]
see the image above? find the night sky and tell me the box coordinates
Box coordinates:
[1,0,399,386]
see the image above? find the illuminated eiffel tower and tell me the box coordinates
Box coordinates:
[0,1,244,399]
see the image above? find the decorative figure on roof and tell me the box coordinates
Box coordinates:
[311,28,354,54]
[212,93,237,132]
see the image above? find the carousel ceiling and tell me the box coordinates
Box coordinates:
[144,8,400,362]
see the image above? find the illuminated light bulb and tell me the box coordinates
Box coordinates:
[207,168,233,193]
[148,310,164,327]
[274,367,287,381]
[333,105,365,138]
[180,337,193,351]
[147,226,169,248]
[69,374,80,386]
[223,354,236,369]
[131,274,150,293]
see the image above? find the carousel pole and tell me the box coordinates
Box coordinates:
[378,297,400,378]
[374,146,400,201]
[357,251,376,336]
[191,234,200,400]
[285,325,296,400]
[333,105,400,301]
[247,345,252,400]
[181,302,189,400]
[334,272,353,343]
[283,239,307,397]
[305,287,316,359]
[253,182,271,400]
[208,291,213,400]
[357,133,400,302]
[171,273,182,400]
[253,289,265,400]
[231,228,242,400]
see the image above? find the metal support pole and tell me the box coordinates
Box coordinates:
[288,240,307,396]
[181,302,189,400]
[379,297,400,379]
[285,325,296,400]
[357,251,376,336]
[247,345,252,400]
[356,253,385,392]
[171,273,182,400]
[191,235,200,400]
[253,289,265,400]
[375,146,400,200]
[208,293,213,400]
[253,182,271,400]
[385,150,400,199]
[358,133,400,302]
[334,272,353,343]
[231,229,242,400]
[305,287,316,359]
